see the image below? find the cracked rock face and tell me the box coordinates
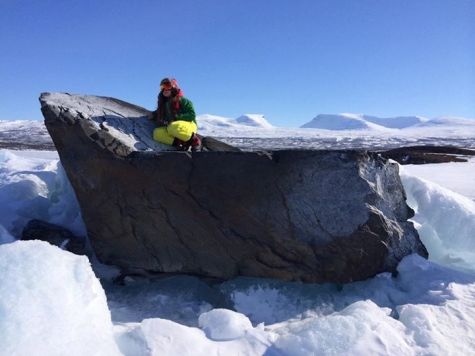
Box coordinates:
[40,92,427,283]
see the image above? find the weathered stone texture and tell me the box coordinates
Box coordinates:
[40,92,427,283]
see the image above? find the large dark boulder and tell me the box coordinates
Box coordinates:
[40,92,427,283]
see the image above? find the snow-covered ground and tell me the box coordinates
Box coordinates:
[1,119,475,355]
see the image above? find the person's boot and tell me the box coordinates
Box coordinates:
[172,138,185,150]
[183,133,202,152]
[189,133,202,152]
[192,135,202,151]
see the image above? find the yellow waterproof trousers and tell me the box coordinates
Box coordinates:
[153,120,198,146]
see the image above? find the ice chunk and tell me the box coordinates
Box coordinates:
[198,308,253,341]
[0,240,121,355]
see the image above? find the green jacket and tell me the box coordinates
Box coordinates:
[155,97,197,124]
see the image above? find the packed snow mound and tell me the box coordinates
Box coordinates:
[235,114,273,128]
[198,309,253,341]
[0,240,121,356]
[415,116,475,127]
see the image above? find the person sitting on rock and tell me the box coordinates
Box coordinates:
[148,77,201,151]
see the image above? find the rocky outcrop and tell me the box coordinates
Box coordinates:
[40,92,427,283]
[379,145,475,164]
[22,219,85,255]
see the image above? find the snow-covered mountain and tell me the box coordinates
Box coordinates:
[414,116,475,127]
[197,114,273,131]
[196,114,236,129]
[300,113,430,130]
[197,113,474,135]
[196,114,275,137]
[363,115,429,128]
[235,114,273,128]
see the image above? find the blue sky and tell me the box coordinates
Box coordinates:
[1,0,474,127]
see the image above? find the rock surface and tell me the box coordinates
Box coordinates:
[22,219,85,255]
[379,145,475,164]
[40,92,427,283]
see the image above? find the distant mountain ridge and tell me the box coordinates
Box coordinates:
[235,114,273,128]
[415,116,475,127]
[196,113,475,132]
[301,114,429,130]
[300,113,475,131]
[197,114,273,131]
[1,113,474,151]
[0,120,54,150]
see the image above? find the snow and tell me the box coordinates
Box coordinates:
[300,114,431,130]
[0,150,85,244]
[196,113,275,137]
[194,114,475,153]
[235,114,274,128]
[198,309,254,341]
[300,113,395,131]
[298,113,475,131]
[403,161,475,201]
[0,240,122,356]
[1,122,475,355]
[401,164,475,274]
[415,116,475,127]
[3,111,474,152]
